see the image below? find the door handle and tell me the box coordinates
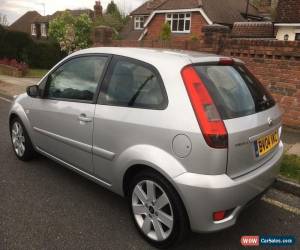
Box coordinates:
[78,114,92,123]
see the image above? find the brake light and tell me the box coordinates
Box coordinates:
[181,66,228,148]
[219,57,234,65]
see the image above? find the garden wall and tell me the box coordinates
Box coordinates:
[0,64,24,77]
[93,26,300,128]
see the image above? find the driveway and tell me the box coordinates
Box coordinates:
[0,98,299,250]
[0,75,40,97]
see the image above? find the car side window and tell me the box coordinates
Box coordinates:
[46,56,108,102]
[100,58,167,109]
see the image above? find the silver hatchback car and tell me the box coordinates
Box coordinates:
[9,48,283,248]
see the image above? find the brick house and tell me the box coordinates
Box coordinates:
[9,1,103,40]
[122,0,262,41]
[9,11,42,36]
[275,0,300,41]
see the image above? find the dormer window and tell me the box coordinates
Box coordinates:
[31,24,36,36]
[134,16,147,30]
[41,23,47,37]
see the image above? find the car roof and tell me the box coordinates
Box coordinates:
[72,47,225,65]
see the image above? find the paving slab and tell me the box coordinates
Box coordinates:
[0,75,40,97]
[286,143,300,156]
[0,75,40,86]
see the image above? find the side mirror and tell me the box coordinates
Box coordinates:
[26,85,39,98]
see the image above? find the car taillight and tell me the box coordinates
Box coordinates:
[219,57,234,65]
[181,66,228,149]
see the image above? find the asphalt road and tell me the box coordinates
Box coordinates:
[0,98,299,250]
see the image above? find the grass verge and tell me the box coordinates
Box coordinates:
[280,154,300,184]
[25,69,48,78]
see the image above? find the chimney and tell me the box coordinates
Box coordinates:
[94,1,103,18]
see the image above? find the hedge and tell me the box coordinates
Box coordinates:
[0,25,66,69]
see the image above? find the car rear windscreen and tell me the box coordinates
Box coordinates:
[194,64,275,120]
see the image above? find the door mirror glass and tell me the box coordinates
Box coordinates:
[26,85,39,98]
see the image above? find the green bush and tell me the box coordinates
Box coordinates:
[160,23,171,41]
[0,28,65,69]
[0,28,33,62]
[49,12,92,54]
[26,42,66,69]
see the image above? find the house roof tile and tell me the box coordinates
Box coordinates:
[9,11,41,34]
[231,22,274,38]
[201,0,260,25]
[275,0,300,23]
[131,0,168,15]
[133,0,261,25]
[157,0,202,10]
[120,18,144,40]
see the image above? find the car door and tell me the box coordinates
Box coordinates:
[93,56,168,184]
[27,55,109,173]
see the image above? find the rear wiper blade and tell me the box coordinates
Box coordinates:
[128,75,154,107]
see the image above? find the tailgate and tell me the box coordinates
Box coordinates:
[224,105,282,178]
[193,62,282,178]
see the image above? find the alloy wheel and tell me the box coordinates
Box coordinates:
[11,122,26,157]
[132,180,174,241]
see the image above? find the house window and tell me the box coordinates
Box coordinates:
[166,13,191,33]
[31,24,36,36]
[134,16,147,30]
[295,33,300,41]
[41,23,47,37]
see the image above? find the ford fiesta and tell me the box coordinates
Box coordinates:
[9,48,283,248]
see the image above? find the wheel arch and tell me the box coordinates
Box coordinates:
[9,112,19,127]
[122,163,191,230]
[9,104,35,146]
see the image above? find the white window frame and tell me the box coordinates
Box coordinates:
[41,23,47,37]
[134,16,147,30]
[31,23,36,36]
[165,12,191,33]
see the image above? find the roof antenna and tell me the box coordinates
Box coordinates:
[38,2,46,16]
[245,0,250,20]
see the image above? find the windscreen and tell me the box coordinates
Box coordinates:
[194,64,275,120]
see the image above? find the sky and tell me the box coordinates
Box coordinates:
[0,0,147,25]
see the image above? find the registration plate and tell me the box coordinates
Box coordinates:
[254,130,279,158]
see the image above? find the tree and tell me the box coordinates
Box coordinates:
[94,1,129,37]
[106,1,121,18]
[0,13,8,26]
[160,23,171,41]
[49,11,92,54]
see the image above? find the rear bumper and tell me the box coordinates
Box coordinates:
[173,141,284,233]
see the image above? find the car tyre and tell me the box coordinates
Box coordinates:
[128,170,189,249]
[10,117,36,161]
